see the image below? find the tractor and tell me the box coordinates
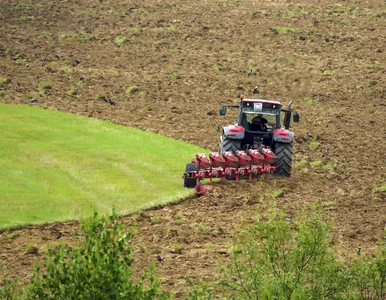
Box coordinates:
[183,95,299,195]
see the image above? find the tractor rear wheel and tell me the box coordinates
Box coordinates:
[274,142,292,177]
[219,136,241,155]
[183,163,197,188]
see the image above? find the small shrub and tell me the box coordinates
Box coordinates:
[0,269,23,299]
[310,160,322,167]
[114,36,128,46]
[340,20,350,25]
[296,160,308,168]
[365,80,375,88]
[291,7,306,14]
[38,82,53,89]
[272,26,299,34]
[271,189,283,199]
[205,243,216,249]
[95,94,105,100]
[170,46,179,53]
[67,89,77,96]
[366,64,376,69]
[374,184,386,193]
[170,73,179,80]
[151,216,163,224]
[251,9,260,16]
[28,211,168,299]
[218,207,349,299]
[60,66,69,73]
[323,160,335,170]
[133,27,147,33]
[126,86,138,95]
[0,77,11,85]
[7,233,15,240]
[349,243,386,299]
[174,219,184,225]
[212,64,227,71]
[170,243,182,254]
[0,91,5,98]
[332,7,345,14]
[309,140,320,150]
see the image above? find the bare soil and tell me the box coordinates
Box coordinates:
[0,0,385,297]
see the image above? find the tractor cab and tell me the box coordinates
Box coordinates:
[218,97,299,177]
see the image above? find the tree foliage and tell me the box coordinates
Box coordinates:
[27,210,168,299]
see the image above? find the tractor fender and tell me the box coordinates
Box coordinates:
[223,125,245,140]
[273,128,294,143]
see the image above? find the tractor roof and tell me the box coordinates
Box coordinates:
[242,98,282,105]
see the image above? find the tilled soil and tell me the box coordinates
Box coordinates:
[0,0,385,297]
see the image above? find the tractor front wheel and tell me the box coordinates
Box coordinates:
[219,136,241,155]
[274,142,292,177]
[183,163,197,188]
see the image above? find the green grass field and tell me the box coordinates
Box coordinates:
[0,103,206,229]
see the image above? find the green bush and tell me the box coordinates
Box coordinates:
[38,82,53,90]
[28,210,168,299]
[114,36,128,46]
[218,207,349,299]
[0,269,23,299]
[126,86,138,95]
[348,244,386,299]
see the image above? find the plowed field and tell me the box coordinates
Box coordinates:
[1,0,385,297]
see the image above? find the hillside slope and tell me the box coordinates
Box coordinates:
[0,0,385,297]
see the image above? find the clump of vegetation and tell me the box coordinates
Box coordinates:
[271,26,299,34]
[95,94,106,100]
[170,73,179,80]
[174,218,184,225]
[291,7,307,14]
[0,77,11,85]
[67,89,77,96]
[114,36,128,46]
[24,211,167,299]
[309,140,320,150]
[133,27,147,33]
[365,79,375,88]
[374,184,386,193]
[332,7,345,14]
[310,160,323,167]
[60,66,69,73]
[323,160,335,170]
[190,206,386,299]
[0,91,6,98]
[212,64,227,71]
[126,86,138,95]
[340,20,350,25]
[251,9,260,16]
[38,82,53,89]
[151,216,163,224]
[295,160,308,168]
[304,97,317,104]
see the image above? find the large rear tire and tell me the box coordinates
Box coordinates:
[274,142,292,177]
[219,136,241,155]
[184,163,196,188]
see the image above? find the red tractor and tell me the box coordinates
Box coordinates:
[183,96,299,195]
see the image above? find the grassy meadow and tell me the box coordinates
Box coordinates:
[0,103,206,229]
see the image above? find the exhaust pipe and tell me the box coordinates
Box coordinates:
[283,100,293,130]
